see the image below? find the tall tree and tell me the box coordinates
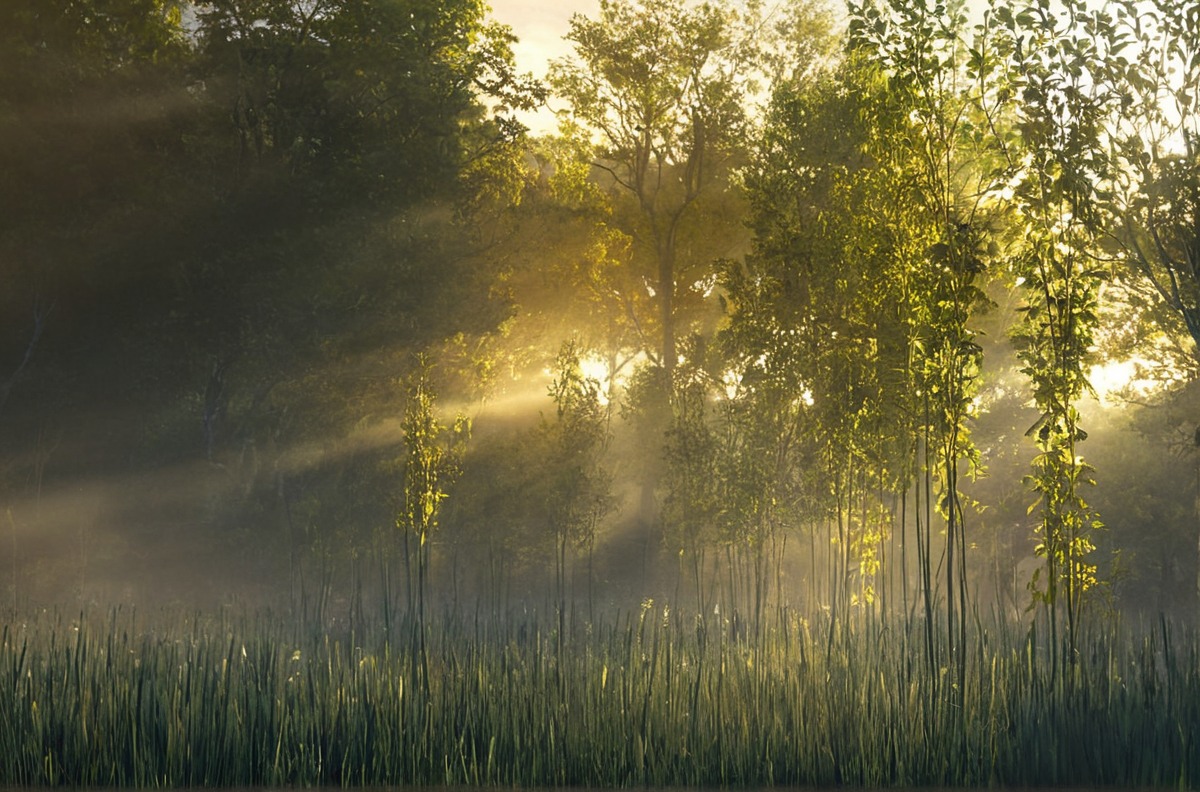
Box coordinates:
[848,0,998,680]
[196,0,542,201]
[0,0,191,344]
[178,0,542,466]
[549,0,772,379]
[1100,0,1200,610]
[987,0,1117,669]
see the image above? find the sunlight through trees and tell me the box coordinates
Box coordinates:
[4,0,1200,699]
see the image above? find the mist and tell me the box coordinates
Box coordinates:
[0,0,1198,630]
[7,1,1200,787]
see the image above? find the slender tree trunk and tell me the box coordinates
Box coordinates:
[775,532,787,630]
[753,537,766,646]
[900,488,910,631]
[809,526,817,614]
[557,531,567,651]
[403,527,414,623]
[946,431,957,666]
[417,530,430,693]
[919,398,936,677]
[588,534,596,625]
[379,533,394,643]
[658,231,677,376]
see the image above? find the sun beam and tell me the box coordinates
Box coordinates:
[1088,357,1163,405]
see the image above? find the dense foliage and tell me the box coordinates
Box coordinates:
[3,0,1200,703]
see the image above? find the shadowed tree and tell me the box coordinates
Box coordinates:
[1098,0,1200,612]
[541,341,615,628]
[1103,0,1200,370]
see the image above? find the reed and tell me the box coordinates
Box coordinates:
[0,604,1195,787]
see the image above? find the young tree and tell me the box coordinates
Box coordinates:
[848,0,999,680]
[541,341,615,625]
[738,45,896,623]
[660,341,722,613]
[987,0,1118,669]
[711,295,823,636]
[398,360,469,675]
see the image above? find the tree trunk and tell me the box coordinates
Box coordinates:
[659,236,677,376]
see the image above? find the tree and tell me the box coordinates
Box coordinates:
[736,54,897,627]
[398,360,468,675]
[549,0,769,379]
[848,0,1000,681]
[0,0,191,360]
[1104,0,1200,373]
[660,339,722,613]
[485,132,645,394]
[196,0,542,201]
[541,341,615,626]
[1098,0,1200,613]
[711,287,823,635]
[157,0,542,569]
[985,0,1117,668]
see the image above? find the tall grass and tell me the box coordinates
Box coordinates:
[0,604,1196,787]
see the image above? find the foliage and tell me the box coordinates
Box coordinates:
[399,363,469,551]
[1103,0,1200,371]
[0,0,541,606]
[982,0,1121,661]
[542,341,616,606]
[548,0,783,375]
[734,54,918,618]
[659,340,722,608]
[195,0,542,204]
[5,0,1200,680]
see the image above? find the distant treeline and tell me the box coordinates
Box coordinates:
[1,0,1200,668]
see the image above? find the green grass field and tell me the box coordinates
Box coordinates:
[0,605,1195,787]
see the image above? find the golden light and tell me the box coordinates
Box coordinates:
[1088,357,1161,405]
[579,355,612,405]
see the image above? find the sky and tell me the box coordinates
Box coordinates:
[491,0,592,66]
[489,0,596,133]
[484,0,588,72]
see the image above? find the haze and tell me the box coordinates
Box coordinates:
[0,0,1198,631]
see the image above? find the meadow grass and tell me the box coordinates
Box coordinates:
[0,604,1196,787]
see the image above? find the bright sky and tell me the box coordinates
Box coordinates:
[490,0,593,67]
[489,0,596,134]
